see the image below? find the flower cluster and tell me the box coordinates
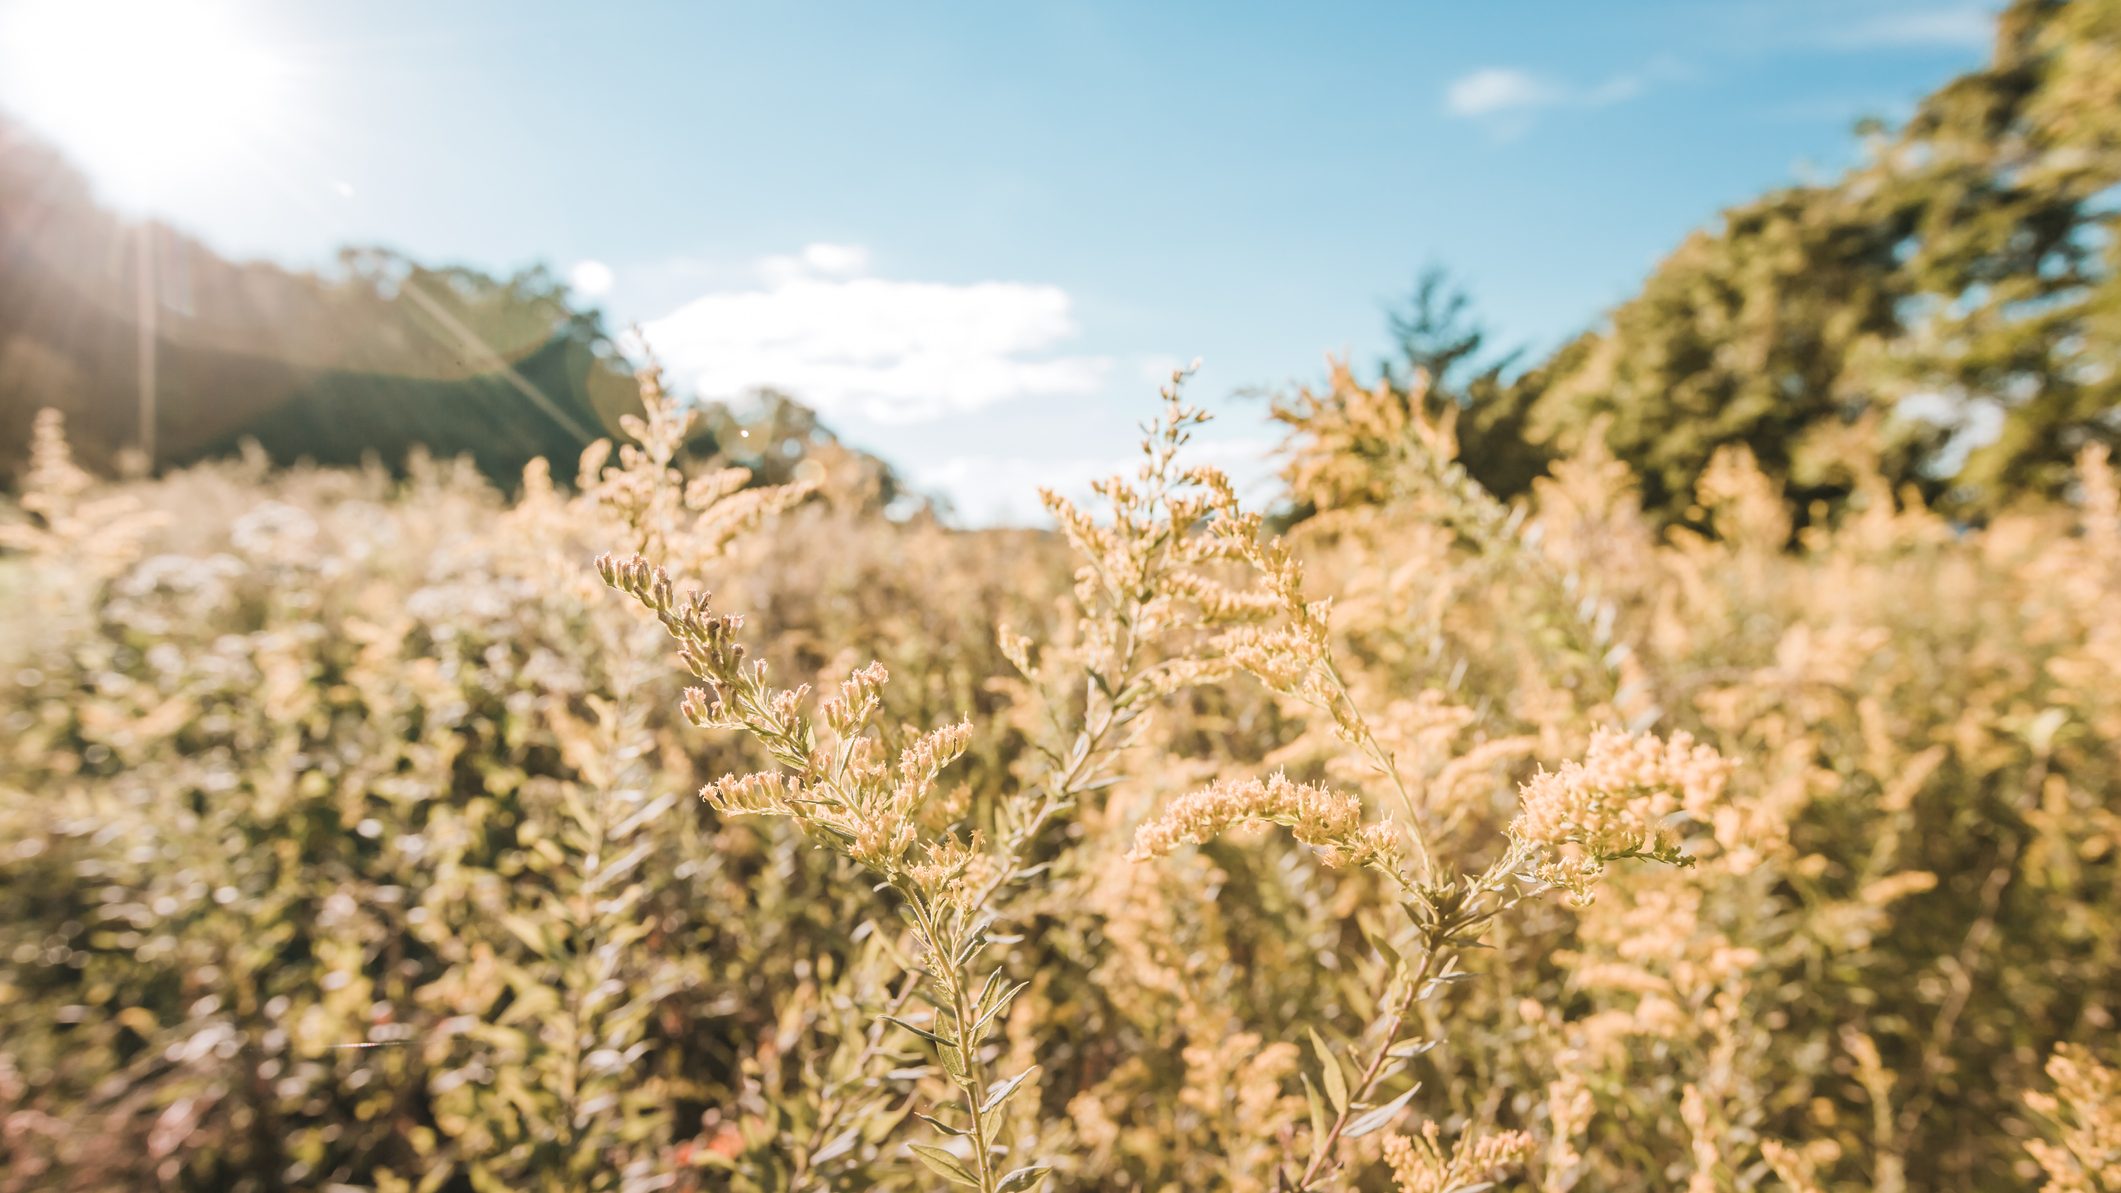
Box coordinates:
[579,363,816,572]
[1511,728,1731,901]
[1379,1122,1533,1193]
[2026,1045,2121,1193]
[1128,771,1402,874]
[598,551,975,881]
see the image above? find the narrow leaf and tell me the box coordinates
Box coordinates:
[912,1111,968,1137]
[974,980,1032,1035]
[1310,1028,1349,1116]
[997,1165,1052,1192]
[1301,1073,1330,1149]
[810,1126,861,1165]
[881,1015,952,1046]
[908,1144,980,1187]
[981,1065,1040,1116]
[1343,1083,1421,1139]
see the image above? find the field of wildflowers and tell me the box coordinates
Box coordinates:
[2,366,2117,1191]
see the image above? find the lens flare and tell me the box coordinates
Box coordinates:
[0,0,290,204]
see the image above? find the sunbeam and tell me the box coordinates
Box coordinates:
[0,0,291,205]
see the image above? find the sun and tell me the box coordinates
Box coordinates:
[0,0,291,204]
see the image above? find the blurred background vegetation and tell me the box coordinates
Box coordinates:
[0,114,909,506]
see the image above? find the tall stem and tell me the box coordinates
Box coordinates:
[1318,653,1437,885]
[908,899,998,1192]
[1296,942,1440,1190]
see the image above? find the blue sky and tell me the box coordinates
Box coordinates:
[0,0,1995,521]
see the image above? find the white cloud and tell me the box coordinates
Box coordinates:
[567,259,614,298]
[1444,61,1676,132]
[641,244,1111,423]
[758,241,871,285]
[1584,73,1650,106]
[1826,6,1993,49]
[1446,68,1565,118]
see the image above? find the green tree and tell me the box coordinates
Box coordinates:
[1275,267,1547,521]
[201,248,644,482]
[1524,184,1925,518]
[1383,267,1549,501]
[1520,0,2121,521]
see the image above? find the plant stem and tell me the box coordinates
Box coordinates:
[908,898,999,1192]
[1296,942,1439,1190]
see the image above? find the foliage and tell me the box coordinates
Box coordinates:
[1361,0,2121,524]
[3,359,2119,1191]
[1279,268,1546,523]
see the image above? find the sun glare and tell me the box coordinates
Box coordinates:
[0,0,290,203]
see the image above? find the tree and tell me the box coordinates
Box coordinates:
[1384,267,1549,501]
[1276,267,1546,521]
[197,248,644,482]
[1517,0,2121,521]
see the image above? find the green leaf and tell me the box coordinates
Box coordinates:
[1310,1028,1349,1116]
[974,980,1031,1036]
[997,1165,1052,1192]
[1343,1083,1420,1139]
[913,1111,968,1137]
[981,1065,1040,1116]
[881,1015,952,1046]
[937,1043,966,1080]
[908,1143,981,1187]
[1361,912,1402,968]
[974,966,1004,1008]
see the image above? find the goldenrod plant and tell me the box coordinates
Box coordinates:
[2026,1045,2121,1193]
[2,360,2118,1191]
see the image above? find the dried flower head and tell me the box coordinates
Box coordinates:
[2025,1044,2121,1193]
[904,834,990,912]
[1379,1122,1533,1193]
[1129,771,1401,874]
[1512,728,1732,901]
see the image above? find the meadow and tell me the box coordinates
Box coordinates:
[2,360,2117,1193]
